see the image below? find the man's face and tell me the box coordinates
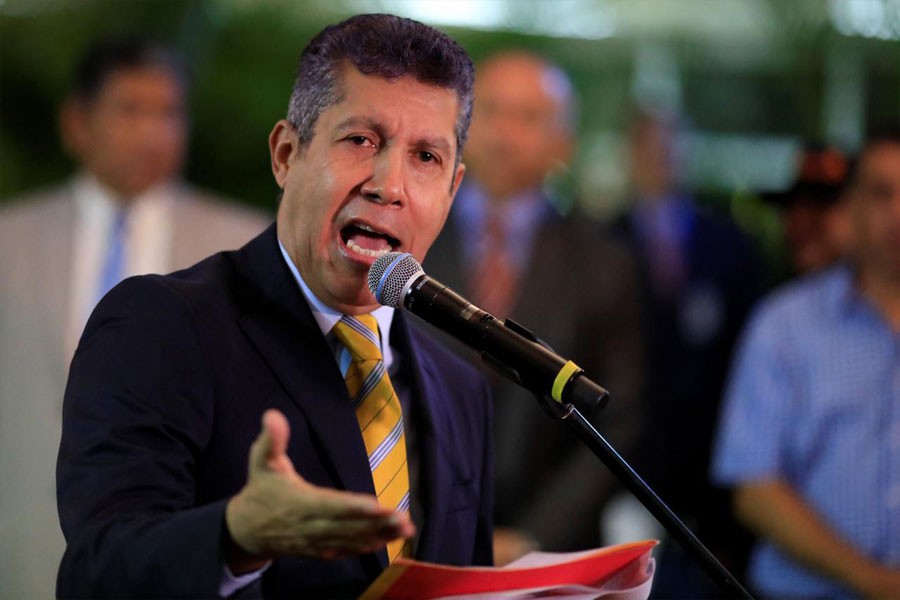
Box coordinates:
[464,56,570,201]
[782,197,850,274]
[272,66,465,314]
[629,116,678,200]
[848,141,900,284]
[62,66,187,198]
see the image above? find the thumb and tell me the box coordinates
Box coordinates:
[248,409,295,476]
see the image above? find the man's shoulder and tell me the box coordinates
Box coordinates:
[746,266,848,336]
[170,186,272,262]
[761,266,844,312]
[109,250,242,315]
[544,212,636,267]
[176,185,271,229]
[0,183,72,222]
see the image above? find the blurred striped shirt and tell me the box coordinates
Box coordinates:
[712,264,900,598]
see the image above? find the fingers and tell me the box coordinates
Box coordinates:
[237,408,417,562]
[277,511,416,560]
[308,484,391,518]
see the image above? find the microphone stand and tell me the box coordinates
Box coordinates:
[367,252,751,597]
[485,320,753,599]
[540,398,753,599]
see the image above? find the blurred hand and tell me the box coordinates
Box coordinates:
[225,409,414,572]
[492,527,539,567]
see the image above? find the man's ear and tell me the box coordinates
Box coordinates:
[450,162,466,198]
[549,132,574,175]
[269,120,299,189]
[59,97,89,160]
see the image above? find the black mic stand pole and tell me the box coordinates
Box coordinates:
[540,397,753,599]
[475,317,752,597]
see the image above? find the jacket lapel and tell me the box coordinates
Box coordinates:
[234,226,376,498]
[391,316,457,561]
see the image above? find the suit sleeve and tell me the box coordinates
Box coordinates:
[57,277,226,599]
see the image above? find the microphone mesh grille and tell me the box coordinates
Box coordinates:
[367,252,423,307]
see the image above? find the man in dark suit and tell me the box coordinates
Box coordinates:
[613,109,764,595]
[56,14,492,598]
[424,51,644,564]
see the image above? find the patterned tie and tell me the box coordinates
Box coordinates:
[331,314,411,562]
[468,210,520,317]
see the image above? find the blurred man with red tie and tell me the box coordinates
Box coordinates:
[425,51,644,564]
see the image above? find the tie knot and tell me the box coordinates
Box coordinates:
[332,315,382,362]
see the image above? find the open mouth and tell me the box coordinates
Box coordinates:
[340,222,400,259]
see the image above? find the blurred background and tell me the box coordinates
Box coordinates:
[2,0,898,268]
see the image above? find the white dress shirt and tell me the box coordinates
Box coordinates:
[66,173,177,357]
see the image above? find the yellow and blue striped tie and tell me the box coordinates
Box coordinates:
[332,314,411,562]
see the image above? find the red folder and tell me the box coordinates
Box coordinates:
[361,539,657,599]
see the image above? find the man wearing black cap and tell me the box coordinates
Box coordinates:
[764,145,852,276]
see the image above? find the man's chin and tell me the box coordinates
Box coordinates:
[324,277,381,314]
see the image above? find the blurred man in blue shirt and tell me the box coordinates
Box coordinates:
[713,127,900,597]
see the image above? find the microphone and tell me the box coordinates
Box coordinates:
[368,252,609,416]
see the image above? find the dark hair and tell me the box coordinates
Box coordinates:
[287,14,474,159]
[70,35,189,102]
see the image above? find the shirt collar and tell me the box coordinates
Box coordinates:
[71,171,176,221]
[630,192,693,244]
[455,181,548,231]
[72,172,120,222]
[277,240,395,353]
[830,260,889,322]
[452,181,552,268]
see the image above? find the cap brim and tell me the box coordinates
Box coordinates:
[761,182,842,206]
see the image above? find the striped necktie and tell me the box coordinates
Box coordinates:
[332,314,411,562]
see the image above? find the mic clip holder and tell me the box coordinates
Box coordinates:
[479,318,607,419]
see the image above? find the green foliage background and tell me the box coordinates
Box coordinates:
[2,0,898,232]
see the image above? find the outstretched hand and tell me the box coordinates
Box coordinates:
[225,409,415,572]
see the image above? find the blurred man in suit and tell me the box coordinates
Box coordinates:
[713,127,900,598]
[424,51,644,564]
[612,109,764,595]
[56,15,493,598]
[0,36,268,599]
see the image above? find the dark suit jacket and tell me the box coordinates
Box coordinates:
[612,201,762,583]
[423,195,644,551]
[56,225,493,599]
[612,203,763,517]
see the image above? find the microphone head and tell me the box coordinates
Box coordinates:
[368,252,424,308]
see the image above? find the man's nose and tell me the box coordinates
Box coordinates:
[361,149,407,206]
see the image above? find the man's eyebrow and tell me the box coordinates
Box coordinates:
[334,116,379,132]
[415,136,453,154]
